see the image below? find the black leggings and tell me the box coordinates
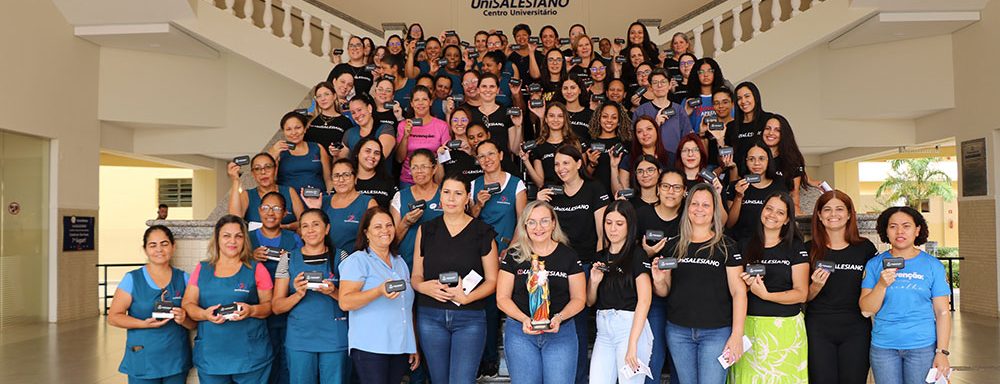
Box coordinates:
[805,312,872,384]
[350,349,409,384]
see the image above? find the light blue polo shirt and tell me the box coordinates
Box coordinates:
[862,250,950,350]
[338,248,417,354]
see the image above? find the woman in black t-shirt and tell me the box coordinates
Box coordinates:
[725,82,772,171]
[370,78,403,129]
[497,200,586,383]
[520,102,582,188]
[411,175,499,383]
[351,138,397,209]
[328,35,374,96]
[762,114,825,215]
[805,190,876,384]
[730,192,809,382]
[552,77,593,143]
[306,81,354,152]
[584,102,631,195]
[587,201,652,383]
[726,141,787,241]
[651,183,747,384]
[626,155,663,209]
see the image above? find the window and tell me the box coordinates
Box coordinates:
[158,178,192,207]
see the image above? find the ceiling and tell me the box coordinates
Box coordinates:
[75,23,219,59]
[829,11,981,49]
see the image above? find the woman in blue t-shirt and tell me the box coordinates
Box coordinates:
[108,225,195,383]
[861,206,952,384]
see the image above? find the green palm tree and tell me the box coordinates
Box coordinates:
[875,158,955,210]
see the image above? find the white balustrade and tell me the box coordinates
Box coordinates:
[243,0,253,23]
[321,22,332,59]
[751,0,763,37]
[281,3,292,42]
[791,0,802,16]
[731,6,744,47]
[772,0,783,26]
[226,0,236,15]
[692,26,704,58]
[712,16,723,57]
[263,0,273,33]
[340,30,352,62]
[301,12,312,52]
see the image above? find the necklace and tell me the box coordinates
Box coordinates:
[316,113,336,126]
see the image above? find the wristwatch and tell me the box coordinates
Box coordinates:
[935,349,950,356]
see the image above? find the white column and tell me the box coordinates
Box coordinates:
[692,27,704,58]
[712,16,723,57]
[243,0,253,23]
[340,30,353,62]
[301,12,313,52]
[791,0,802,16]
[225,0,236,15]
[751,0,763,37]
[281,3,293,42]
[321,22,332,60]
[263,0,273,33]
[771,0,783,26]
[732,6,744,47]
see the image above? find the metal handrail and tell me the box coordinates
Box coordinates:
[96,263,146,315]
[936,256,964,311]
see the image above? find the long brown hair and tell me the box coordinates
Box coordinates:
[809,190,863,264]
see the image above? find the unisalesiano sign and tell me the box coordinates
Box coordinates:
[470,0,570,16]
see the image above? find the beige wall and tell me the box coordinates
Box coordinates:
[903,0,1000,316]
[1,0,102,322]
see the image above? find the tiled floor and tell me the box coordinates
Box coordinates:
[1,311,996,383]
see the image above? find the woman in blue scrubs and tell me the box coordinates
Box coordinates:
[271,111,333,193]
[227,153,303,230]
[390,149,443,269]
[108,225,195,384]
[304,159,377,254]
[248,191,303,384]
[272,209,350,384]
[182,215,275,384]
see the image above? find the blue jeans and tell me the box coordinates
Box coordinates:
[416,307,486,384]
[647,299,680,384]
[589,309,654,384]
[286,348,349,384]
[503,316,579,384]
[482,294,501,363]
[666,321,731,384]
[870,344,936,384]
[575,262,593,384]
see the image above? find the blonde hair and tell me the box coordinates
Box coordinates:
[207,215,254,267]
[674,183,729,260]
[509,201,569,264]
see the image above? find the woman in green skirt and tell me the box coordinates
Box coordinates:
[729,191,809,382]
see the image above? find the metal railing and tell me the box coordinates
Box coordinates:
[96,263,145,315]
[936,256,964,311]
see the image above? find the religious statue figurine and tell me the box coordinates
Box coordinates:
[527,254,551,330]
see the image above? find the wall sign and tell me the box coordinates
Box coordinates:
[960,138,987,197]
[63,216,95,251]
[471,0,571,16]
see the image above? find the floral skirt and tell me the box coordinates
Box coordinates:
[728,313,808,383]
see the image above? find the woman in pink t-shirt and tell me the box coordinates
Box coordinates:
[396,85,450,186]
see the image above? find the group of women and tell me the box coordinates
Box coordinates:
[110,20,953,384]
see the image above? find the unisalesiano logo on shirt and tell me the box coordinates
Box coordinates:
[552,204,589,212]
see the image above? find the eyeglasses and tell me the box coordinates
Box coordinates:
[637,69,651,76]
[259,204,285,213]
[252,164,275,173]
[746,156,767,164]
[388,42,402,47]
[451,117,469,124]
[635,167,659,176]
[348,43,364,49]
[332,172,354,180]
[650,80,669,87]
[476,151,498,160]
[659,183,684,192]
[590,67,606,73]
[547,58,563,63]
[411,164,434,172]
[525,218,553,228]
[680,60,695,66]
[680,148,700,155]
[698,69,715,75]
